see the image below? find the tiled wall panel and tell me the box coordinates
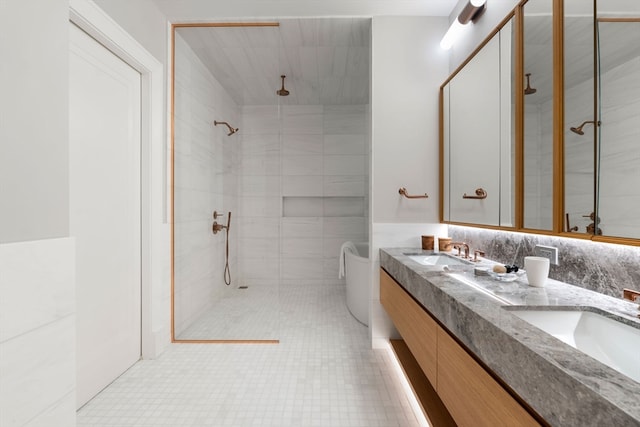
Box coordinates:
[239,104,369,289]
[0,238,75,427]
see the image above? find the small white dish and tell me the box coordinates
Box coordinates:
[488,270,525,282]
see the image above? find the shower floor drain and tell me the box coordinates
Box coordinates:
[238,286,249,289]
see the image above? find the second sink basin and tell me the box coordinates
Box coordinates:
[406,253,472,266]
[505,307,640,383]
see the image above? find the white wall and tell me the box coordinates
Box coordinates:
[93,0,168,64]
[0,0,69,243]
[370,16,449,347]
[0,1,76,425]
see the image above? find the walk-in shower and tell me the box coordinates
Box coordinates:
[172,18,371,343]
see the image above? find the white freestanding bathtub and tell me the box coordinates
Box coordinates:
[344,242,370,326]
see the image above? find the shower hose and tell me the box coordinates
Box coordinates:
[224,226,231,285]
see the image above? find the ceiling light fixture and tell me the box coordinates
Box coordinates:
[440,0,487,50]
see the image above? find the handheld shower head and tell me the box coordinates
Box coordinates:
[570,120,600,136]
[214,120,239,136]
[277,75,289,96]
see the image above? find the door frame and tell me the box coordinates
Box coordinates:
[69,0,168,358]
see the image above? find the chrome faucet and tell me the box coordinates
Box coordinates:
[448,242,470,259]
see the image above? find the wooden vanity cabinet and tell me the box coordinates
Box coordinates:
[380,268,438,384]
[437,328,540,427]
[380,268,542,427]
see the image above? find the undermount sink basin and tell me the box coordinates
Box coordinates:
[406,253,472,266]
[505,307,640,382]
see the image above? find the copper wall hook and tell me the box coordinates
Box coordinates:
[398,187,429,199]
[462,188,488,199]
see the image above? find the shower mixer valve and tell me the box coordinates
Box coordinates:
[212,221,227,234]
[212,210,231,235]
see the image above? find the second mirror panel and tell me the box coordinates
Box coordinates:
[564,1,597,234]
[596,6,640,239]
[523,0,554,231]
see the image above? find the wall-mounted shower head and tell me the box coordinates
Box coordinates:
[214,120,239,136]
[277,75,290,96]
[570,120,600,136]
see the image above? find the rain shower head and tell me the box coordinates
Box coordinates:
[524,73,537,95]
[214,120,239,136]
[277,75,289,96]
[570,120,600,136]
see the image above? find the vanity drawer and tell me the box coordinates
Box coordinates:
[437,328,541,427]
[380,268,438,385]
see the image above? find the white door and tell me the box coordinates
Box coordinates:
[69,23,142,408]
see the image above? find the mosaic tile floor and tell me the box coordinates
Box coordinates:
[177,285,280,341]
[77,283,427,426]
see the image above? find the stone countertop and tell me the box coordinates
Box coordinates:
[380,248,640,427]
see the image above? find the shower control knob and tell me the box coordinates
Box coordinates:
[212,221,227,234]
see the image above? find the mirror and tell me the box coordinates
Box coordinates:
[563,0,640,239]
[522,0,554,231]
[563,1,597,235]
[442,18,515,227]
[442,0,640,245]
[171,20,371,341]
[595,5,640,239]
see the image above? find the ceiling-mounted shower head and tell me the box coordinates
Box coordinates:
[214,120,239,136]
[570,120,600,136]
[524,73,537,95]
[277,75,290,96]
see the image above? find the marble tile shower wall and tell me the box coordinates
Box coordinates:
[173,34,239,335]
[523,106,552,230]
[238,104,368,288]
[449,225,640,298]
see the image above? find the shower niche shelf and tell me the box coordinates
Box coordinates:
[282,196,365,217]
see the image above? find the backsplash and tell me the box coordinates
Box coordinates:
[449,225,640,299]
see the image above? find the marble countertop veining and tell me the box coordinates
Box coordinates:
[380,248,640,427]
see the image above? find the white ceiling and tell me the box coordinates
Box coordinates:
[153,0,458,21]
[177,18,371,106]
[166,0,460,107]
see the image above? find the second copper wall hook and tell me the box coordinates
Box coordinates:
[462,188,488,199]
